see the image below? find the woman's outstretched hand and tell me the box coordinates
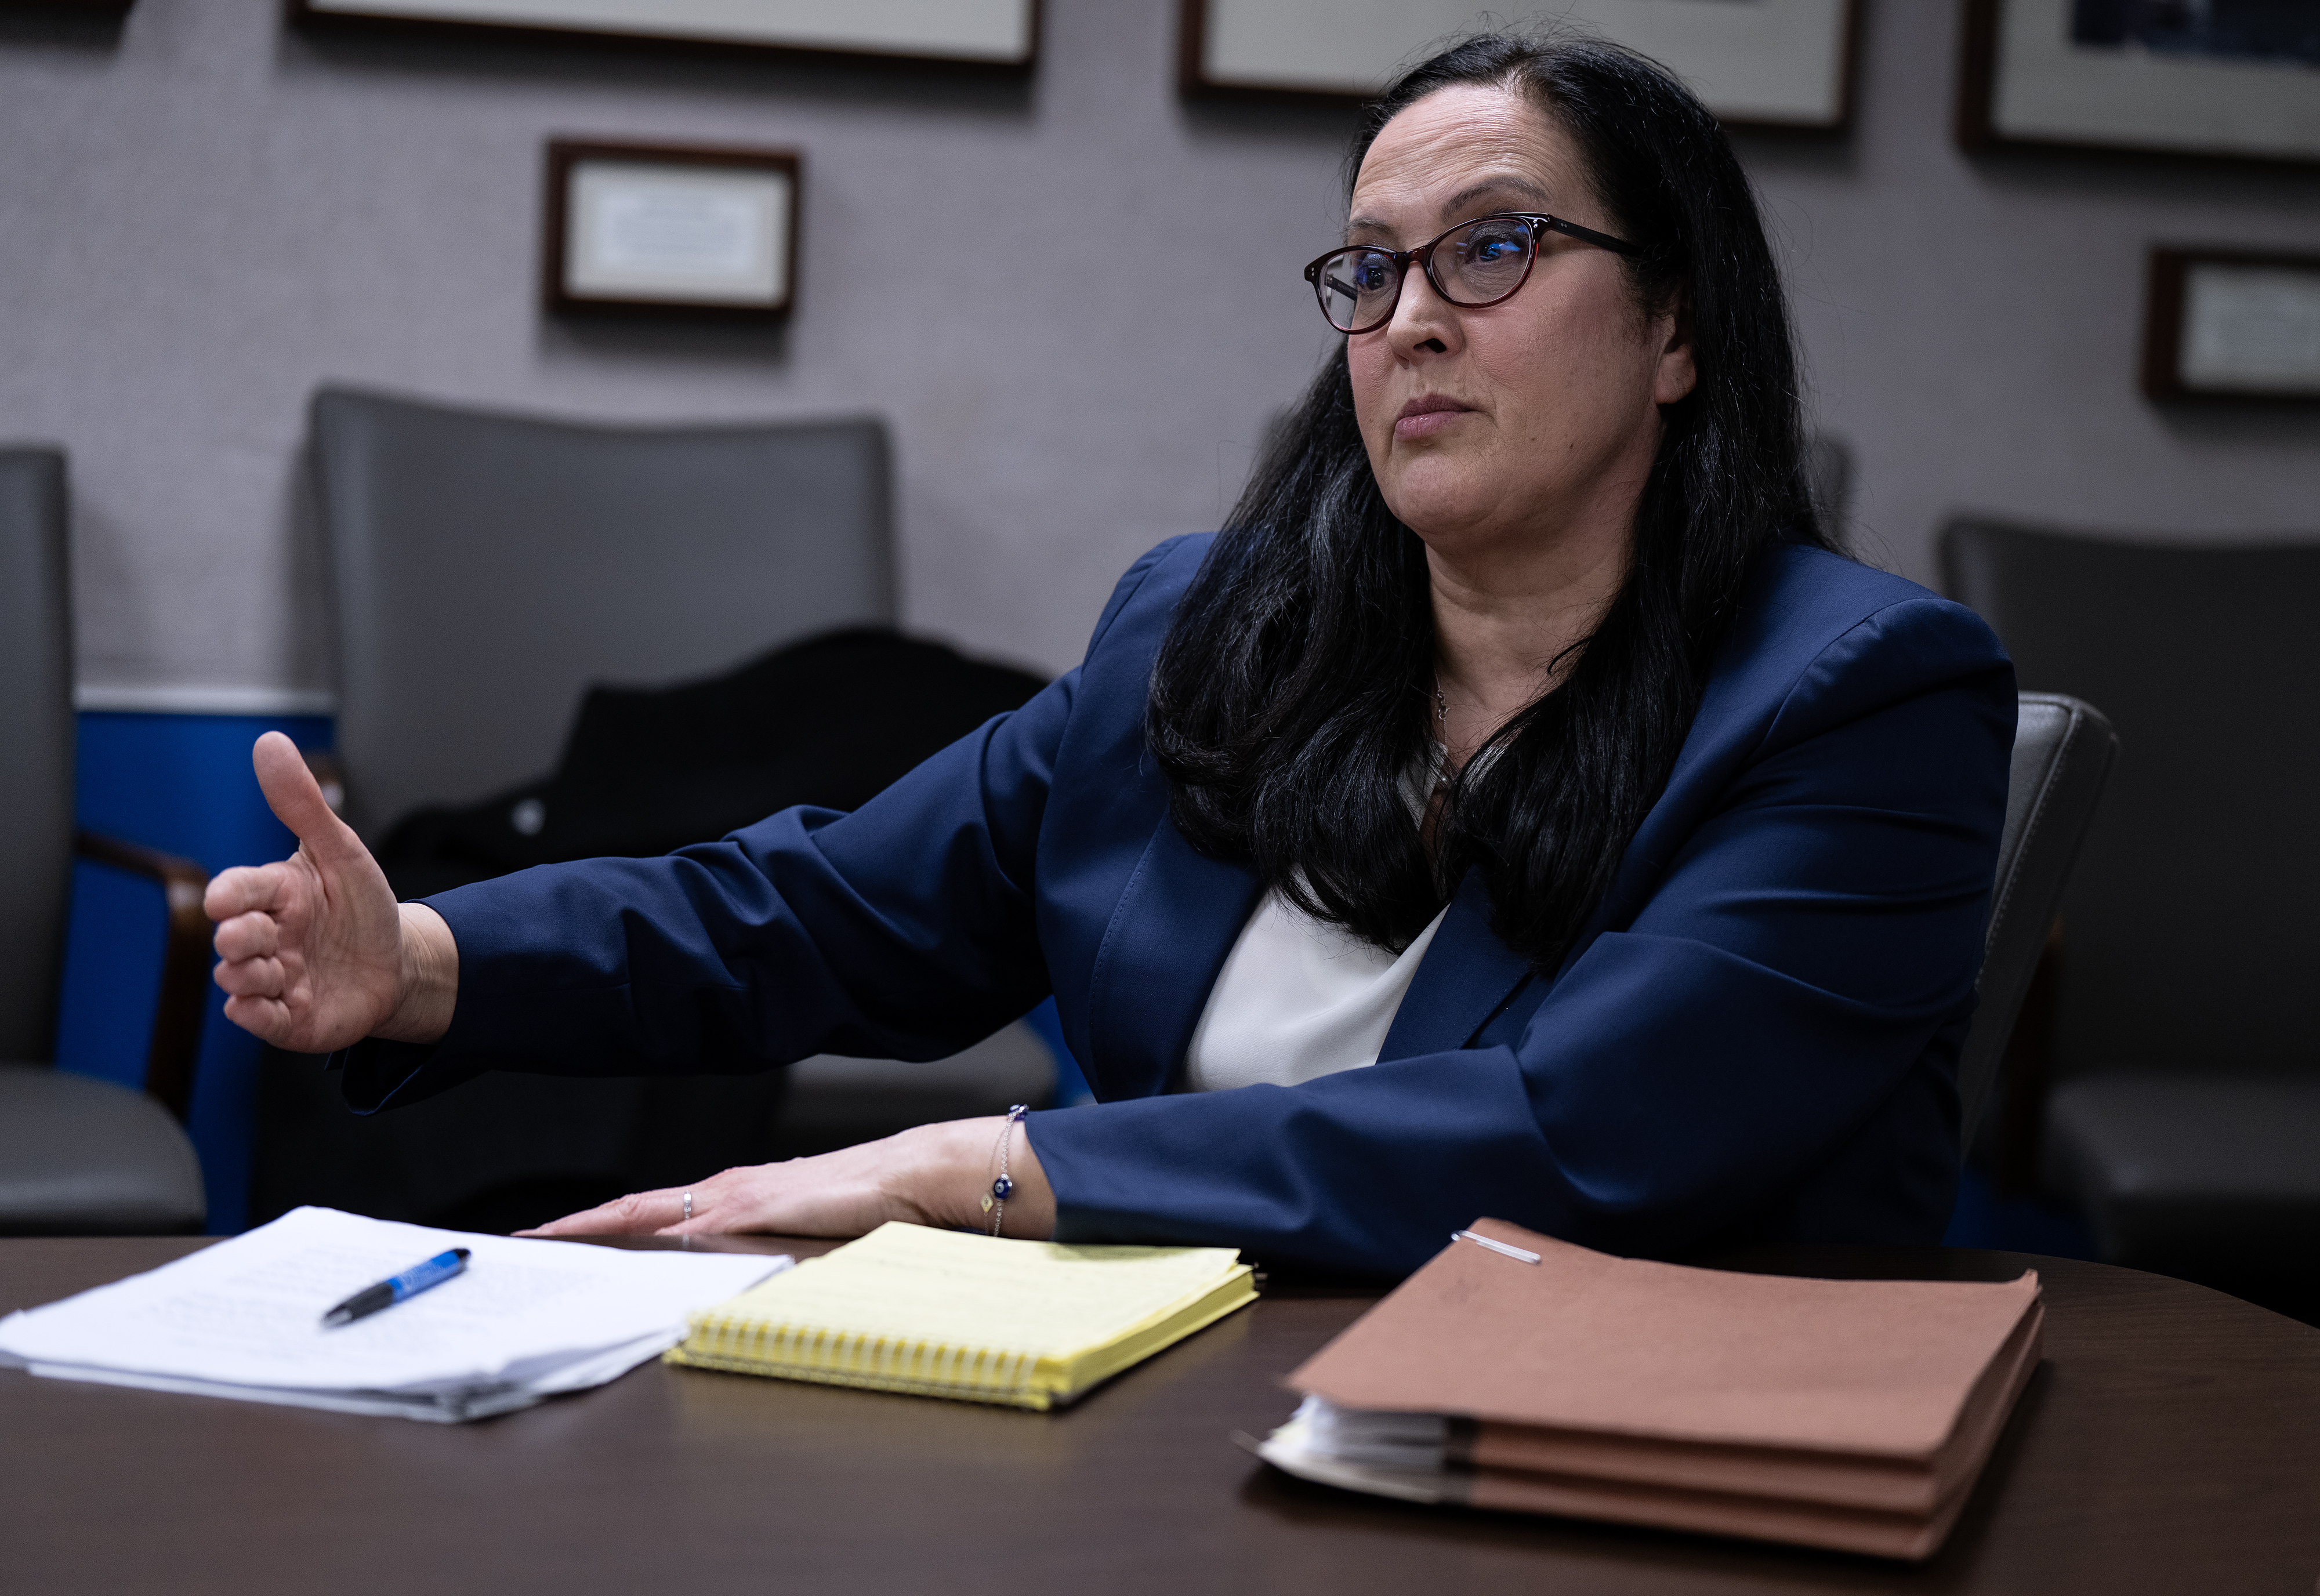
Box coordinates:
[517,1117,1057,1243]
[205,731,458,1053]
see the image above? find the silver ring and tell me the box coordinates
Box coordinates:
[681,1191,692,1223]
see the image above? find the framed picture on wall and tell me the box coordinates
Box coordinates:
[543,142,800,321]
[292,0,1040,71]
[1178,0,1860,130]
[1957,0,2320,166]
[2141,246,2320,402]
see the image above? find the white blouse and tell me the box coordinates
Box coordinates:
[1180,740,1466,1092]
[1181,889,1451,1093]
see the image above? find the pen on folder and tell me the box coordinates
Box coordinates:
[320,1247,472,1327]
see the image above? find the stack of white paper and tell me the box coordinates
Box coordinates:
[0,1206,789,1421]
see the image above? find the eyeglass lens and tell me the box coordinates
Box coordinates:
[1315,215,1539,333]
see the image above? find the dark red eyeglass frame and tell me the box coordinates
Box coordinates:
[1302,211,1641,335]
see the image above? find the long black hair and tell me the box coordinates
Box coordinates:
[1145,30,1835,973]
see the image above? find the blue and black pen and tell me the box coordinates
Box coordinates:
[320,1247,472,1328]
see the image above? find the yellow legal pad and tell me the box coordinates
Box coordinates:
[666,1221,1259,1410]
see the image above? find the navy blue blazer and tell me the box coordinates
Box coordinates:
[349,535,2015,1279]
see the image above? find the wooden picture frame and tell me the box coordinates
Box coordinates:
[1957,0,2320,167]
[291,0,1041,73]
[1177,0,1860,131]
[543,141,801,322]
[2141,246,2320,404]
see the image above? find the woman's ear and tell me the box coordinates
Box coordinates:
[1653,296,1698,406]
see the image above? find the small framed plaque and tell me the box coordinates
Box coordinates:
[543,141,800,321]
[2142,247,2320,404]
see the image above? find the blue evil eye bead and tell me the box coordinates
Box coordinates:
[991,1175,1015,1201]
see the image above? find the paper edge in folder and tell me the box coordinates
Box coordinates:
[1253,1414,1464,1505]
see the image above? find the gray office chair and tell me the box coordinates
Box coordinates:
[0,448,209,1235]
[1944,518,2320,1285]
[1956,694,2117,1147]
[312,387,901,835]
[254,390,1047,1232]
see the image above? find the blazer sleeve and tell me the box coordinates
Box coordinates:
[1024,596,2015,1277]
[336,537,1191,1112]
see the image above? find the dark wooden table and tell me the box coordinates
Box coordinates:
[3,1236,2316,1595]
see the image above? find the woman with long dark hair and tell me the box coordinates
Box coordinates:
[208,32,2013,1278]
[1154,33,1835,983]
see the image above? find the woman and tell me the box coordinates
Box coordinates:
[207,34,2013,1279]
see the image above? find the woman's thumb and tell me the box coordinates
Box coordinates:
[250,732,350,855]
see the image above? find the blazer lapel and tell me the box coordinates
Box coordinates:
[1084,815,1265,1100]
[1546,552,1810,981]
[1385,673,1760,1038]
[1378,868,1534,1061]
[1368,641,1769,1061]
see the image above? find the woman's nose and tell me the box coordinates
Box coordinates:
[1383,260,1459,357]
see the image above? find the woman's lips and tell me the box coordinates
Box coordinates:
[1394,396,1474,441]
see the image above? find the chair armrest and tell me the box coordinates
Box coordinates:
[74,830,211,1123]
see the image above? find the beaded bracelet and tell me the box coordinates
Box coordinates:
[981,1103,1030,1238]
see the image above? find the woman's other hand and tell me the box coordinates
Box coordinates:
[205,730,458,1053]
[517,1117,1057,1242]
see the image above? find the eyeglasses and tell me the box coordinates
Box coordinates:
[1302,211,1639,336]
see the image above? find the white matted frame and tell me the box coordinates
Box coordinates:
[1177,0,1859,130]
[543,141,800,321]
[2141,246,2320,404]
[1958,0,2320,166]
[292,0,1040,71]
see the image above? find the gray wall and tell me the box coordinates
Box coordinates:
[2,0,2316,699]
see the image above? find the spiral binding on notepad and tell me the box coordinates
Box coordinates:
[679,1314,1060,1405]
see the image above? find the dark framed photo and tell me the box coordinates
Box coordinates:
[543,141,800,321]
[292,0,1040,72]
[2141,246,2320,403]
[1178,0,1860,130]
[1958,0,2320,166]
